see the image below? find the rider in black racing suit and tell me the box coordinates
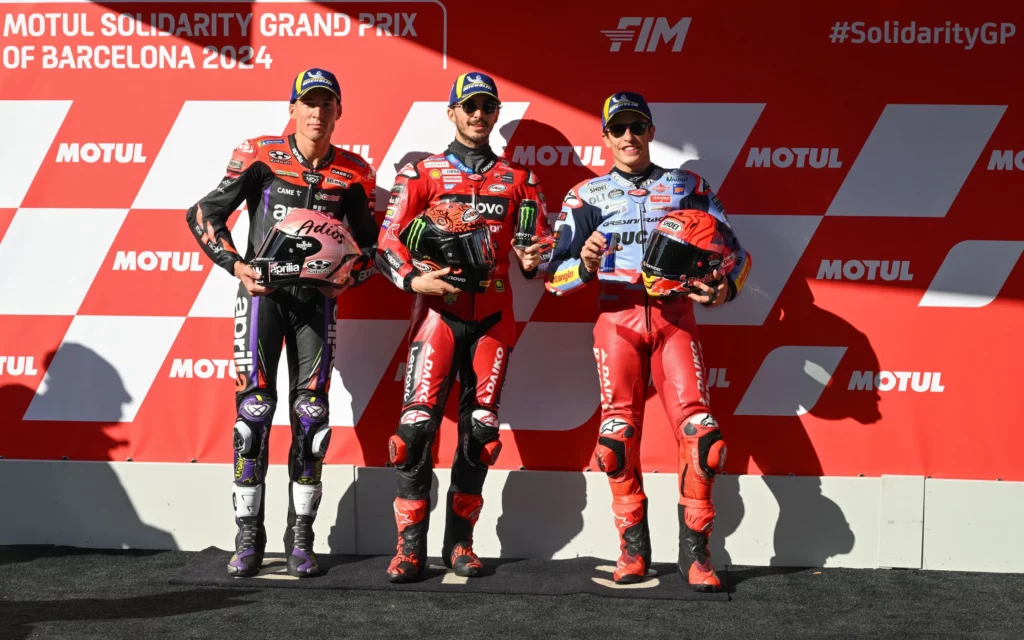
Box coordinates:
[185,68,378,578]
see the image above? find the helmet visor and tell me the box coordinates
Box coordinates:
[642,231,717,281]
[437,226,496,269]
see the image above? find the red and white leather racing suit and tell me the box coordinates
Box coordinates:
[544,164,752,589]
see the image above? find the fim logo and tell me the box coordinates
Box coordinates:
[602,17,691,52]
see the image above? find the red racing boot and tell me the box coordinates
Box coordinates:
[442,492,485,577]
[678,501,722,592]
[612,497,651,584]
[386,497,429,583]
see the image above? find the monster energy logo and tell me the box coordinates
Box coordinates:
[514,200,538,248]
[518,201,538,233]
[406,217,428,252]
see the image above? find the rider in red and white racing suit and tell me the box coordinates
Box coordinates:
[544,92,752,590]
[374,72,554,582]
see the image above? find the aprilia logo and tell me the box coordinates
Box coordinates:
[602,17,691,52]
[233,296,253,375]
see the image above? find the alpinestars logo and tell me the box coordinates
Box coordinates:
[602,17,691,52]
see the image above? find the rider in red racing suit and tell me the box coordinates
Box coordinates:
[544,93,752,590]
[374,72,553,582]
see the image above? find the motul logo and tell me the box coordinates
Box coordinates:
[56,142,146,164]
[113,251,203,272]
[848,371,945,393]
[0,356,39,376]
[170,358,236,379]
[510,145,607,167]
[602,17,690,52]
[339,144,374,165]
[745,147,842,169]
[987,150,1024,171]
[817,260,913,281]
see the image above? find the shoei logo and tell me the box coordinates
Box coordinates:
[661,219,682,232]
[306,259,332,274]
[406,218,428,252]
[602,17,691,52]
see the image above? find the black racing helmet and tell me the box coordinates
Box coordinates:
[399,201,496,293]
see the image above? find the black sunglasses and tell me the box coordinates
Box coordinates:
[453,98,500,115]
[604,121,652,138]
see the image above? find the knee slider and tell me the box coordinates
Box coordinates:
[464,409,501,467]
[595,418,636,477]
[390,408,434,468]
[294,394,331,459]
[683,413,727,477]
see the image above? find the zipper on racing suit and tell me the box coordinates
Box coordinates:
[638,199,652,332]
[470,183,478,319]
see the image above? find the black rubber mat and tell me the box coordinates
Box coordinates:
[170,546,730,601]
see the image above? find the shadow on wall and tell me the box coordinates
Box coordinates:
[711,269,880,568]
[0,344,177,556]
[492,117,604,559]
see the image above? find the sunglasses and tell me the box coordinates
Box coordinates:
[454,98,500,115]
[604,121,652,138]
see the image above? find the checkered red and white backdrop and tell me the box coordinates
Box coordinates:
[1,1,1022,481]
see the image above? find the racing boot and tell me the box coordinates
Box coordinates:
[387,497,429,583]
[442,492,485,577]
[285,482,322,577]
[227,484,266,577]
[611,497,651,584]
[678,501,722,592]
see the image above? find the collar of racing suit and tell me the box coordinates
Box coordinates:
[610,163,660,187]
[287,133,335,170]
[447,138,497,173]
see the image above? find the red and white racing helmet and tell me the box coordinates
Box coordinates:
[250,208,362,287]
[641,209,738,297]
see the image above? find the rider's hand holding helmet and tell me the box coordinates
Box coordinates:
[400,202,497,294]
[249,208,364,291]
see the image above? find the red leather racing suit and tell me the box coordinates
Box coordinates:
[374,139,552,574]
[544,164,751,588]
